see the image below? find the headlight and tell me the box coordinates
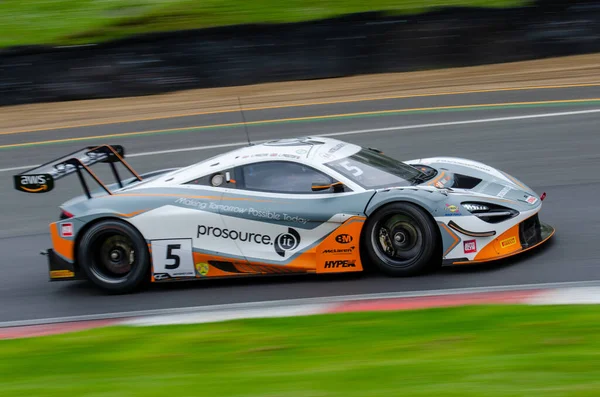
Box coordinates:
[461,202,519,223]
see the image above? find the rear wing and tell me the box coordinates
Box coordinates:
[13,145,142,199]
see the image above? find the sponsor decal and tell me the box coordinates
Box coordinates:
[178,199,309,224]
[435,177,451,188]
[195,262,209,276]
[500,236,517,248]
[21,175,47,185]
[319,153,334,160]
[335,234,353,244]
[322,246,355,254]
[153,273,170,281]
[14,174,54,193]
[60,222,74,237]
[435,159,493,173]
[497,186,511,198]
[197,225,271,245]
[251,153,300,159]
[445,204,461,216]
[50,270,75,279]
[324,259,356,269]
[248,208,280,220]
[274,228,301,257]
[328,143,345,153]
[175,197,208,209]
[196,224,301,258]
[296,149,307,154]
[463,240,477,254]
[526,196,538,204]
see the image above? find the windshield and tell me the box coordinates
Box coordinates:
[324,149,422,189]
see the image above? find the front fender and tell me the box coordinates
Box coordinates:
[365,187,448,216]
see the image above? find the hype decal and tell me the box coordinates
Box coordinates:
[324,259,356,269]
[196,225,301,258]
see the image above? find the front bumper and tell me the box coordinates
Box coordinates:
[445,214,555,265]
[46,249,82,281]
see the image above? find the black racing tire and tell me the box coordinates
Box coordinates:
[77,219,150,294]
[362,202,441,277]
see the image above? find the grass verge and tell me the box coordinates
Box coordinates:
[0,0,528,48]
[1,305,599,396]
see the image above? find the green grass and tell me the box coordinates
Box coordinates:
[0,0,529,48]
[1,305,600,396]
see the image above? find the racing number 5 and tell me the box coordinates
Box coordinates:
[340,161,363,176]
[165,244,181,269]
[150,239,194,277]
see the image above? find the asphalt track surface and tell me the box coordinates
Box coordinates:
[1,85,600,322]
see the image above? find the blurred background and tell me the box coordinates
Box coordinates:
[1,0,600,106]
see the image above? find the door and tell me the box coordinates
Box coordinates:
[217,161,374,271]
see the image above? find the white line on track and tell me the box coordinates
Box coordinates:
[1,280,600,328]
[1,107,600,173]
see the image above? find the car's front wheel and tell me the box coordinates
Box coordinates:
[77,219,150,293]
[363,202,440,276]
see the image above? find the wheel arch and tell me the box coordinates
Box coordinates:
[73,215,144,272]
[360,198,443,267]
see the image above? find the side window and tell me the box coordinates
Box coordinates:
[239,161,344,194]
[185,169,236,189]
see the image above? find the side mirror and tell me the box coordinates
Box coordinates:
[312,181,344,192]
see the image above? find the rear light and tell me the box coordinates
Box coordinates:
[540,192,546,201]
[60,210,74,219]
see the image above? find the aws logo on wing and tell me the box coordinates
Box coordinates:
[14,174,54,193]
[274,228,301,257]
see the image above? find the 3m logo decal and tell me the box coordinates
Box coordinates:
[463,240,477,254]
[500,236,517,248]
[335,234,353,244]
[60,223,74,237]
[274,228,301,257]
[324,260,356,269]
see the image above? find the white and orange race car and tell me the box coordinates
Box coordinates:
[14,137,554,293]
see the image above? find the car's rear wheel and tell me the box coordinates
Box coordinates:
[363,202,440,276]
[78,219,149,293]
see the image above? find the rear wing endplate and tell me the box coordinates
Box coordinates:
[13,145,142,199]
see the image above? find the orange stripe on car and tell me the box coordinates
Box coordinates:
[117,209,149,218]
[427,171,446,186]
[50,223,74,261]
[472,224,521,262]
